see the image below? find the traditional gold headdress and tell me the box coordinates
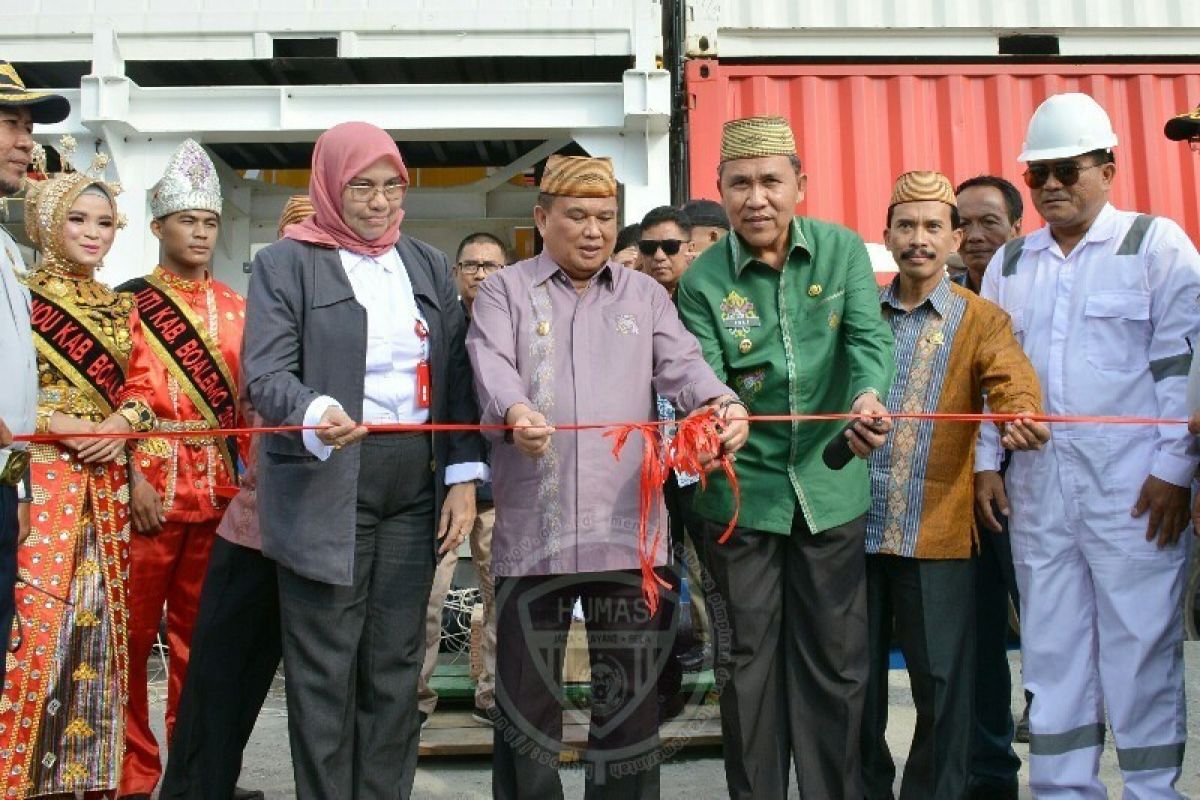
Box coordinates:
[24,136,124,275]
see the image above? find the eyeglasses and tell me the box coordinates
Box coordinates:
[1022,161,1102,189]
[457,260,504,275]
[344,180,407,202]
[637,239,684,257]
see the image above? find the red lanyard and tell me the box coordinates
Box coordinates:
[414,319,431,409]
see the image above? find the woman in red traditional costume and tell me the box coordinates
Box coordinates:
[0,144,154,799]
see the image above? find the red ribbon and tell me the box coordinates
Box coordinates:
[17,410,1188,613]
[604,423,672,615]
[12,411,1186,445]
[603,409,746,612]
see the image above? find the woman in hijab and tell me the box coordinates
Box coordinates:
[0,167,154,798]
[242,122,485,799]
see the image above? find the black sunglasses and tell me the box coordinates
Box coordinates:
[637,239,684,257]
[1022,161,1102,189]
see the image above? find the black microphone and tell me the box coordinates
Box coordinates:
[822,421,858,470]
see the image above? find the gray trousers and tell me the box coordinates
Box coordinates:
[699,513,869,800]
[862,554,976,800]
[277,434,435,800]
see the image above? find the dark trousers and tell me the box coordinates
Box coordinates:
[699,512,869,800]
[277,434,435,800]
[658,479,700,701]
[160,536,282,799]
[492,570,667,800]
[0,484,15,683]
[970,516,1021,793]
[862,555,976,800]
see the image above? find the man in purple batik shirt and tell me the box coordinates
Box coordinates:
[467,155,748,800]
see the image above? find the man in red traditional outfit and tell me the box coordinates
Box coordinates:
[115,139,247,800]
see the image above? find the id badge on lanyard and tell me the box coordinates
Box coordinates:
[415,319,432,409]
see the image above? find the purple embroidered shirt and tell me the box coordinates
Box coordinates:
[467,253,732,577]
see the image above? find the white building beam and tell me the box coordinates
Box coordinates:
[470,139,571,194]
[19,17,671,286]
[43,81,632,142]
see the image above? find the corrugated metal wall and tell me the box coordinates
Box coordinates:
[686,62,1200,244]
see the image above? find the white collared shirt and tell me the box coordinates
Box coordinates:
[341,247,430,426]
[0,227,37,485]
[303,248,487,485]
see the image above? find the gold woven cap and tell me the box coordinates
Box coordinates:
[278,194,315,237]
[720,116,796,163]
[889,170,957,208]
[540,155,618,197]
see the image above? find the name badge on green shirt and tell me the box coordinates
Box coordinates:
[720,290,761,335]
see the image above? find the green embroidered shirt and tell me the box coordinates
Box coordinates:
[676,217,894,535]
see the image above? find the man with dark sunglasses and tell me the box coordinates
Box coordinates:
[976,92,1200,798]
[638,205,693,296]
[636,205,714,714]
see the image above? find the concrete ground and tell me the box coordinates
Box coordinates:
[148,644,1200,799]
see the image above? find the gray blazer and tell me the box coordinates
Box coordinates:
[242,236,484,585]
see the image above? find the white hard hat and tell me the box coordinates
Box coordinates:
[1018,92,1118,163]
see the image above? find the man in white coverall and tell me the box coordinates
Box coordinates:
[974,92,1200,798]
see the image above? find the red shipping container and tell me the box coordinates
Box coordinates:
[686,62,1200,249]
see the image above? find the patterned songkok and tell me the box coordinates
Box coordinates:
[720,116,796,163]
[277,194,315,238]
[890,170,957,209]
[539,155,618,198]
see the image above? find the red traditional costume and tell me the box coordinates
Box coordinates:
[0,162,154,798]
[114,140,244,797]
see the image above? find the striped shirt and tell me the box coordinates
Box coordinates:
[867,278,966,557]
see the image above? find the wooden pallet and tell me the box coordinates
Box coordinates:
[429,663,717,704]
[418,704,724,758]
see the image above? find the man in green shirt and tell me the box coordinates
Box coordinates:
[676,115,894,800]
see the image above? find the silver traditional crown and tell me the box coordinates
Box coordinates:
[149,138,222,219]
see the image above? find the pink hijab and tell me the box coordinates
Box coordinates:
[285,121,410,257]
